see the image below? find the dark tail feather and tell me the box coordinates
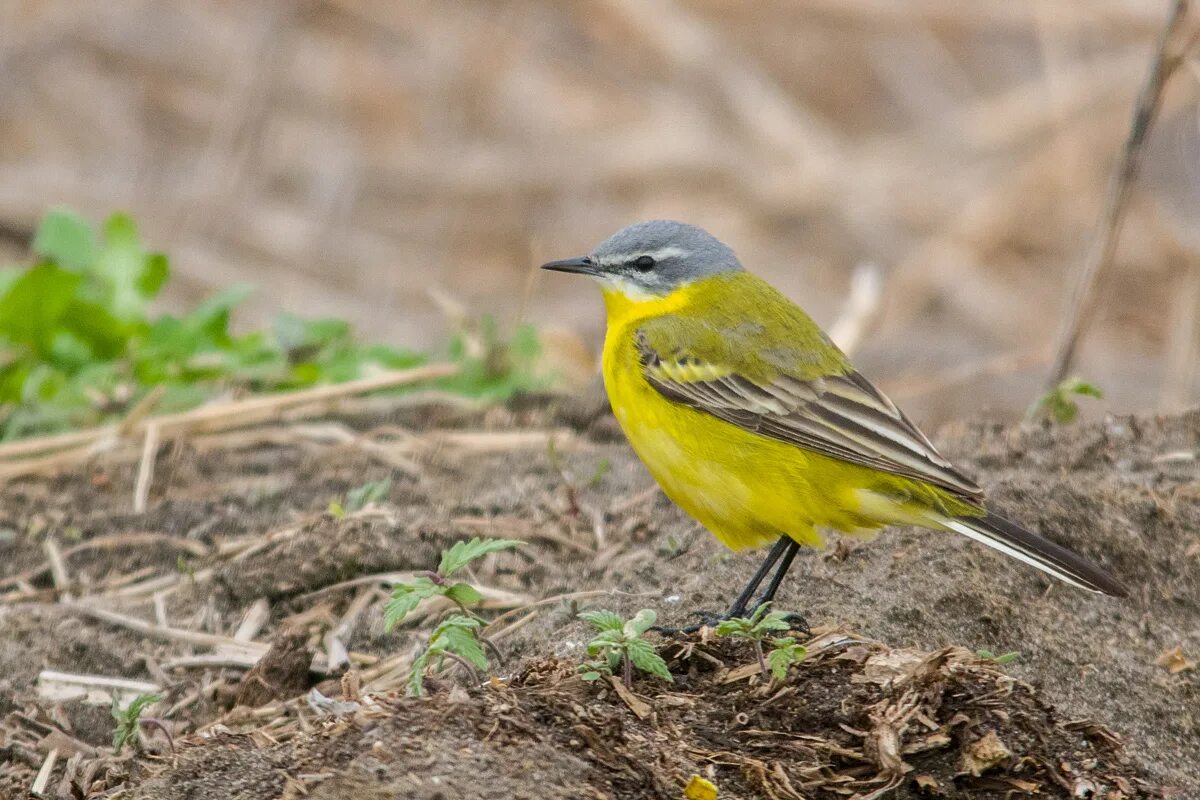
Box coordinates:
[942,512,1128,597]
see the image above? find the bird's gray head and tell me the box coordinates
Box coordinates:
[541,220,743,297]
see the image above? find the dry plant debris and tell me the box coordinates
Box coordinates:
[0,399,1195,797]
[77,635,1151,800]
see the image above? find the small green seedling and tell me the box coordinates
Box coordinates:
[0,209,546,442]
[715,604,807,680]
[407,615,489,697]
[384,537,523,629]
[384,537,523,697]
[976,649,1021,666]
[578,608,673,689]
[345,479,392,512]
[330,478,393,518]
[588,458,611,488]
[111,692,160,754]
[1031,376,1103,423]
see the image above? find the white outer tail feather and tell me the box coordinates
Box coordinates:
[941,518,1104,594]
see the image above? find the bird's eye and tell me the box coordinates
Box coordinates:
[633,255,656,271]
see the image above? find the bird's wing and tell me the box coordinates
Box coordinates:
[634,316,983,502]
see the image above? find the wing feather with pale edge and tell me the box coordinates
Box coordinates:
[634,329,984,502]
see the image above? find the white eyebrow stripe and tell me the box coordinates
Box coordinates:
[594,245,688,267]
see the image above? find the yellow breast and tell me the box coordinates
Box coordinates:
[598,281,889,552]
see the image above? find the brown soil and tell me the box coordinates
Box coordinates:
[0,397,1197,798]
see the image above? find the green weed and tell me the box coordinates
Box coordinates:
[578,608,673,689]
[0,209,545,440]
[111,692,160,754]
[1031,376,1103,423]
[383,537,523,696]
[714,603,807,680]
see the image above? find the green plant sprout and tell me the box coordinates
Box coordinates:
[384,537,523,697]
[329,478,393,518]
[1031,376,1104,423]
[111,692,161,754]
[406,615,490,697]
[976,649,1021,665]
[578,609,673,689]
[0,208,545,441]
[714,603,808,681]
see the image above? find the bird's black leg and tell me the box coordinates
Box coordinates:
[723,536,792,619]
[653,537,791,636]
[749,539,810,634]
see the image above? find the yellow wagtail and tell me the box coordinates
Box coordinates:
[543,220,1127,625]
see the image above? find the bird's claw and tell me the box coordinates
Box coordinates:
[651,609,723,636]
[780,612,811,637]
[651,609,811,637]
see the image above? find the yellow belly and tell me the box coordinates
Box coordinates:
[603,339,895,552]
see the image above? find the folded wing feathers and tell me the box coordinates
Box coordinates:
[638,336,982,500]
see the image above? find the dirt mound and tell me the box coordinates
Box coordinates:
[125,635,1148,800]
[0,400,1196,797]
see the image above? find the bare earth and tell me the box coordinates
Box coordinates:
[0,397,1196,798]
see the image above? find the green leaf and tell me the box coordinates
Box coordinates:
[751,610,793,636]
[61,298,130,359]
[766,640,806,681]
[444,582,483,607]
[977,649,1020,665]
[579,609,625,633]
[32,209,96,271]
[714,618,752,638]
[585,629,625,656]
[1034,376,1104,424]
[623,609,657,638]
[438,537,524,576]
[407,648,432,697]
[93,213,159,319]
[138,253,170,298]
[580,670,602,682]
[0,263,81,353]
[433,616,488,672]
[625,638,673,683]
[111,691,161,753]
[383,577,440,630]
[345,479,391,512]
[588,458,610,487]
[327,501,346,519]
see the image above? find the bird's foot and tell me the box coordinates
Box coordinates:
[651,608,811,637]
[777,611,811,637]
[650,609,725,636]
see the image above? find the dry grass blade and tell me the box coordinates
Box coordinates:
[1,532,209,591]
[29,747,57,798]
[133,421,160,513]
[0,362,458,477]
[61,602,268,658]
[828,261,884,357]
[37,670,160,706]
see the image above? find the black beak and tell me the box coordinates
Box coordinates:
[540,255,598,276]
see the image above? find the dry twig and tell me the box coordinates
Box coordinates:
[1043,0,1198,394]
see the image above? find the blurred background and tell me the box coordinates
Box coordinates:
[1,0,1198,424]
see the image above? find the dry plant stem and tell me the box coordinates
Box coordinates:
[61,602,268,658]
[828,262,883,357]
[133,421,159,513]
[0,362,458,466]
[754,640,768,679]
[30,747,57,797]
[1043,0,1196,395]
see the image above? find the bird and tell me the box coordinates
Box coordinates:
[542,220,1128,627]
